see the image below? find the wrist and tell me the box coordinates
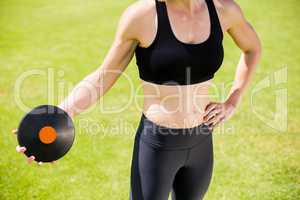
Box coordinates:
[225,91,242,108]
[57,103,76,119]
[225,99,239,109]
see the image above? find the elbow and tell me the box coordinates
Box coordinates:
[255,38,262,60]
[252,46,262,65]
[244,40,262,66]
[247,41,262,57]
[253,37,262,59]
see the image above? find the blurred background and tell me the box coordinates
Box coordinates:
[0,0,299,199]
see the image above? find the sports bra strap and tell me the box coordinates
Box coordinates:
[155,0,173,40]
[205,0,223,38]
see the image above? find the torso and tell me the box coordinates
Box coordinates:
[135,0,228,128]
[142,80,212,128]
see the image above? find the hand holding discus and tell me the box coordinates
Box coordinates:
[14,105,75,165]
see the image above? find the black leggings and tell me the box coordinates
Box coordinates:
[130,114,214,200]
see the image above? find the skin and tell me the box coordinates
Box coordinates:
[15,0,261,164]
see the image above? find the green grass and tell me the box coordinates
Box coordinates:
[0,0,299,199]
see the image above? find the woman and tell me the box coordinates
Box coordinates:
[16,0,261,199]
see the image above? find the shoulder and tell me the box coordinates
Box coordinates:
[122,0,155,20]
[117,0,156,40]
[213,0,246,29]
[214,0,243,14]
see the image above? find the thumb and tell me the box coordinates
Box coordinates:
[12,129,18,135]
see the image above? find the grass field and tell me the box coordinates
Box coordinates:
[0,0,300,199]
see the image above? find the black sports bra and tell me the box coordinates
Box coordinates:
[135,0,224,85]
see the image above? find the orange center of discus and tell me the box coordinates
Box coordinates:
[38,126,57,144]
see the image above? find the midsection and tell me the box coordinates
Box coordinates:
[142,80,212,129]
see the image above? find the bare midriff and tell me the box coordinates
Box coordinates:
[142,79,212,129]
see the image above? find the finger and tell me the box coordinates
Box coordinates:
[213,116,226,127]
[38,162,43,166]
[204,103,219,115]
[203,107,222,121]
[16,146,26,153]
[204,103,221,116]
[205,113,223,125]
[12,129,18,135]
[27,156,35,164]
[205,117,217,126]
[208,125,214,131]
[208,118,221,130]
[206,122,214,131]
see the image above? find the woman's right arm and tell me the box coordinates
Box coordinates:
[58,5,143,118]
[16,2,150,163]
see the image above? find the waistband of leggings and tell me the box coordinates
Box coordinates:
[136,113,212,150]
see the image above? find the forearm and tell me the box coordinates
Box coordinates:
[226,49,261,106]
[58,66,120,118]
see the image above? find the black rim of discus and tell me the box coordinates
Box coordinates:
[17,105,75,162]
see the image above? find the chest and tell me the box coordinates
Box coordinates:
[147,39,224,71]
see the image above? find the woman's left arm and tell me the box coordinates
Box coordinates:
[204,1,262,128]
